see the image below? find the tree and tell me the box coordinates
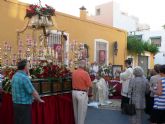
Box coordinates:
[127,36,159,55]
[127,36,145,55]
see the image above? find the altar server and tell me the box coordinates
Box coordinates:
[120,59,133,113]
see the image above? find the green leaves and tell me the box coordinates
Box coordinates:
[127,36,159,55]
[127,36,145,54]
[147,44,159,55]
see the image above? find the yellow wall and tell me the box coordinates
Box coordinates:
[128,51,154,69]
[0,0,127,66]
[149,53,154,69]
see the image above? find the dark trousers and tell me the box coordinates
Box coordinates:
[13,104,32,124]
[0,93,2,107]
[0,93,2,102]
[145,95,154,115]
[121,96,130,112]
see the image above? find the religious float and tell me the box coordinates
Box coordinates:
[0,2,75,124]
[0,1,122,123]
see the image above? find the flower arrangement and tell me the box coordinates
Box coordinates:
[2,61,72,93]
[30,61,71,79]
[25,4,55,18]
[109,84,117,96]
[99,65,113,78]
[2,66,16,93]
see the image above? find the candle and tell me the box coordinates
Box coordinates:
[13,54,16,60]
[4,42,8,50]
[55,52,58,59]
[33,38,37,47]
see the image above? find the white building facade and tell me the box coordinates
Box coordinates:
[134,30,165,64]
[89,1,165,65]
[88,1,149,32]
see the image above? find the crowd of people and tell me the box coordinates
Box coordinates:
[75,59,165,124]
[119,60,165,124]
[0,59,165,124]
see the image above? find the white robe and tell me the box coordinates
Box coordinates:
[120,67,133,97]
[90,65,99,76]
[93,78,109,105]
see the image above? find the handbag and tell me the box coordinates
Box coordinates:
[123,88,136,116]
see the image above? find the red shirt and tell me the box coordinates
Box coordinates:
[72,68,92,90]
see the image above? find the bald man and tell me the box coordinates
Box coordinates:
[72,60,92,124]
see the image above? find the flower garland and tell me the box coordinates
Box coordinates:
[25,4,55,18]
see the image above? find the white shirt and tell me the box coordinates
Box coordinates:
[93,65,99,73]
[120,67,133,97]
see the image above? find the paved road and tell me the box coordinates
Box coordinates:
[85,107,149,124]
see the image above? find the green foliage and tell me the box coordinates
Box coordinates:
[127,36,159,55]
[143,41,159,54]
[147,44,159,54]
[127,36,145,54]
[2,77,11,93]
[143,42,149,51]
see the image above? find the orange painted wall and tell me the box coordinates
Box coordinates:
[0,0,127,66]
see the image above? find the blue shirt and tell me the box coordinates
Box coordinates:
[12,70,35,104]
[154,77,165,110]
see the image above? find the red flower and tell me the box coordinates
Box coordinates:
[25,4,55,18]
[26,8,35,14]
[9,70,15,79]
[41,7,46,11]
[45,4,48,6]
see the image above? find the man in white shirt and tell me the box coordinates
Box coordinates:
[119,59,133,113]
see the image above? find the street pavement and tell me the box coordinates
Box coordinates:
[85,107,149,124]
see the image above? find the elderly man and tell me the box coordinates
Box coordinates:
[72,60,92,124]
[12,59,44,124]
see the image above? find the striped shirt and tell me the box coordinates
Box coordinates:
[153,77,165,110]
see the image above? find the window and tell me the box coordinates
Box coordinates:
[48,33,61,47]
[96,8,101,16]
[150,36,161,47]
[128,35,142,40]
[47,31,69,65]
[163,53,165,57]
[95,40,109,65]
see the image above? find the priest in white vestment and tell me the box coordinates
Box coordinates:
[93,73,110,105]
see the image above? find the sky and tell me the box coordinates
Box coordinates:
[19,0,165,30]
